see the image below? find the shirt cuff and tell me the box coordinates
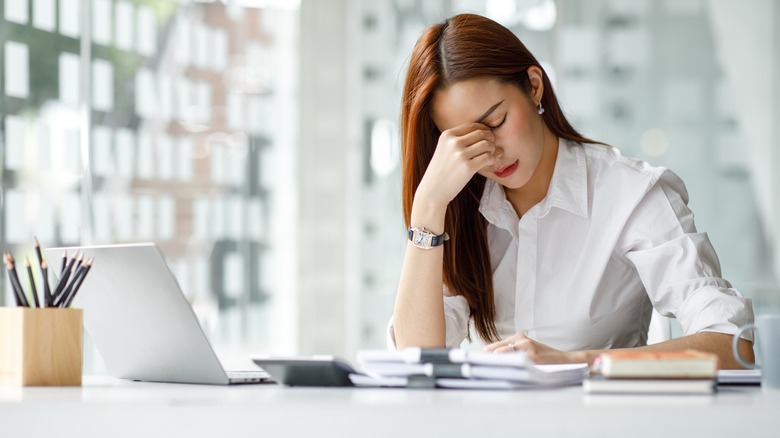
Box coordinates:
[386,315,398,350]
[676,283,755,342]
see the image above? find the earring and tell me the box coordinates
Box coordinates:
[537,102,545,115]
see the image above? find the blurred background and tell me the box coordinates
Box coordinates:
[1,0,778,370]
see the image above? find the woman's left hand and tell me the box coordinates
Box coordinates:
[484,333,579,364]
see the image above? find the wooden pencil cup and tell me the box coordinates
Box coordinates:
[0,308,83,386]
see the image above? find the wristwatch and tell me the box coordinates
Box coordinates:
[407,227,449,249]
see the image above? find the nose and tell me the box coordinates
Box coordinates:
[493,146,504,160]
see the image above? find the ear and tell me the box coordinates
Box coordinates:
[526,66,545,104]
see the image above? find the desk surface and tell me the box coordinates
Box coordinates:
[1,377,779,438]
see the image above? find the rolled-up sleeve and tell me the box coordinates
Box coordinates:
[386,289,471,350]
[621,170,754,341]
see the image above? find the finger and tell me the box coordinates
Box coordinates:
[445,122,491,137]
[455,128,495,147]
[484,331,529,352]
[440,130,493,156]
[460,140,495,161]
[467,149,497,171]
[514,338,532,350]
[484,340,505,352]
[503,340,526,354]
[484,337,515,353]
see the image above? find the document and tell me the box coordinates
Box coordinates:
[353,348,588,389]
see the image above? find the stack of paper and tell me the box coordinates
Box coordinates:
[717,369,761,385]
[584,350,719,395]
[351,348,588,389]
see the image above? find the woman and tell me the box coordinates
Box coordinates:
[390,13,754,368]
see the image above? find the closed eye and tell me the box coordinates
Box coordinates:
[488,115,507,130]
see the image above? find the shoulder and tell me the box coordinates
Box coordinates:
[577,141,687,202]
[581,142,660,181]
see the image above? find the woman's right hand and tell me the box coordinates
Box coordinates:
[414,123,498,211]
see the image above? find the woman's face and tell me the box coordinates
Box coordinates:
[431,77,546,190]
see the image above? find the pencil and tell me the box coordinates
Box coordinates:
[63,258,92,308]
[33,236,43,266]
[42,259,52,307]
[55,261,86,308]
[4,253,24,307]
[34,237,47,307]
[6,253,30,307]
[25,257,41,308]
[74,252,84,273]
[52,252,78,303]
[60,250,67,276]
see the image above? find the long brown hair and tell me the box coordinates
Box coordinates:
[401,14,597,343]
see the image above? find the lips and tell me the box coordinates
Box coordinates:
[494,160,519,178]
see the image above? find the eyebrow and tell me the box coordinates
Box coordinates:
[476,100,504,123]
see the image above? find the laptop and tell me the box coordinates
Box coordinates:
[44,243,271,385]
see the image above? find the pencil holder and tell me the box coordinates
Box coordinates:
[0,308,83,386]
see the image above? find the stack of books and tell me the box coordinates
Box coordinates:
[352,348,588,389]
[584,350,719,395]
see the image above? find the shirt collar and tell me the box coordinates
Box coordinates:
[542,137,589,219]
[478,176,519,236]
[479,138,589,231]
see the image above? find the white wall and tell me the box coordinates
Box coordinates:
[708,0,780,310]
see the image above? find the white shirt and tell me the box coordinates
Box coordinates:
[389,138,754,350]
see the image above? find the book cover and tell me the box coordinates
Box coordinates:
[594,349,719,378]
[716,369,761,385]
[583,375,716,395]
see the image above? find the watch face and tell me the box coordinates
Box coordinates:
[409,228,438,249]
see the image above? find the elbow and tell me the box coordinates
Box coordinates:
[392,326,446,350]
[727,338,755,370]
[396,339,447,350]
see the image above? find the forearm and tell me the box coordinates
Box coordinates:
[573,332,755,369]
[393,201,448,349]
[394,245,446,348]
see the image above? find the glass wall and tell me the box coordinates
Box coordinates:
[1,0,299,366]
[2,0,778,361]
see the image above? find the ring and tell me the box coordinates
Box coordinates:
[508,342,515,352]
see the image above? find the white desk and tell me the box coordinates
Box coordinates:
[1,377,779,438]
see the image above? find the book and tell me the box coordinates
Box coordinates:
[583,375,715,395]
[717,369,761,385]
[356,347,533,367]
[252,349,589,389]
[355,348,588,389]
[250,352,587,389]
[593,350,719,378]
[356,361,586,383]
[350,366,589,390]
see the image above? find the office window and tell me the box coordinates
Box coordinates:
[2,0,776,362]
[0,1,299,365]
